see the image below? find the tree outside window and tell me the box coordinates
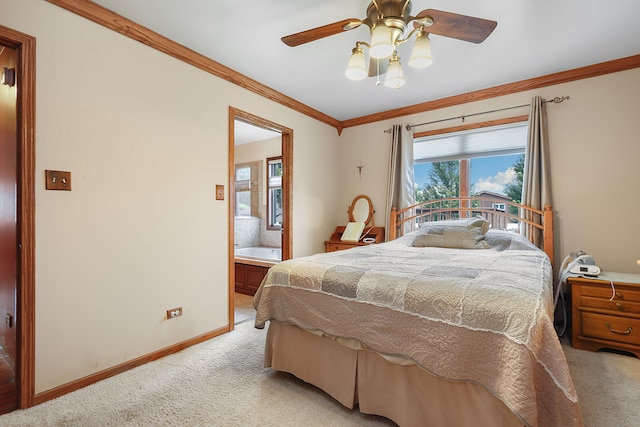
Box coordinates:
[503,154,524,204]
[415,154,524,204]
[413,122,527,207]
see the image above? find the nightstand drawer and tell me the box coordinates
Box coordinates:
[579,285,640,302]
[581,312,640,346]
[325,242,353,252]
[580,296,640,315]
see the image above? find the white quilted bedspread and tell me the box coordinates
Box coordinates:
[254,235,582,427]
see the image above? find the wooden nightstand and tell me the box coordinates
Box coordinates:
[569,273,640,357]
[324,226,385,252]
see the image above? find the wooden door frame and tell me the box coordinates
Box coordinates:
[228,108,293,329]
[0,25,36,409]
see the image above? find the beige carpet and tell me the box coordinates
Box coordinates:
[562,339,640,427]
[0,320,637,426]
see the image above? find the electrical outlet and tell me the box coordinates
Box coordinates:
[5,313,12,328]
[166,307,182,319]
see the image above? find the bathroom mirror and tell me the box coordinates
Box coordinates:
[348,195,374,226]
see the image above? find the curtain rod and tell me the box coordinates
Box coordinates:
[383,96,570,133]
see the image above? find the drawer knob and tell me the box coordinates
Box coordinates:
[615,291,624,299]
[615,302,624,310]
[605,323,633,335]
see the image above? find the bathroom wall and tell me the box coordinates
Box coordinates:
[234,216,261,248]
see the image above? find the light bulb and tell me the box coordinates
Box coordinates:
[370,24,394,59]
[345,46,367,80]
[408,31,433,68]
[384,52,405,89]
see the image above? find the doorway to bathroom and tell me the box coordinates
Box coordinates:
[228,108,292,328]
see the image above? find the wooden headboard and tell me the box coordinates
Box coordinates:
[390,197,554,264]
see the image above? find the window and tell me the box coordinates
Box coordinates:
[414,121,527,204]
[267,156,282,229]
[235,161,261,217]
[235,165,251,216]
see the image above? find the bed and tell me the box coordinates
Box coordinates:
[254,197,582,427]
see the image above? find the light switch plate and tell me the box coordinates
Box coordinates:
[215,185,224,200]
[45,170,72,191]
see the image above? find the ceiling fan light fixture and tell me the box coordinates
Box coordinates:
[281,2,498,89]
[384,52,405,89]
[408,31,432,68]
[369,24,394,59]
[345,46,367,80]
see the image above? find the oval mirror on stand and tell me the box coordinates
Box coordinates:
[325,195,384,252]
[348,195,374,227]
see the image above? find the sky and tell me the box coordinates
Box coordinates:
[414,153,521,196]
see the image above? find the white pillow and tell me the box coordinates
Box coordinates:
[412,217,490,249]
[483,229,541,252]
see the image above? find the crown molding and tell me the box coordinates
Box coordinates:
[44,1,640,134]
[45,0,342,130]
[341,54,640,129]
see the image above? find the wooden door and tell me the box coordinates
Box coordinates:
[0,24,37,411]
[0,43,18,414]
[0,44,17,370]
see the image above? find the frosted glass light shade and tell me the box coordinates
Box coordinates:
[384,54,405,88]
[345,47,367,80]
[370,24,394,59]
[408,32,433,68]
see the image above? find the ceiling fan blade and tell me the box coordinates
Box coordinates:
[368,57,388,78]
[414,9,497,44]
[282,19,362,47]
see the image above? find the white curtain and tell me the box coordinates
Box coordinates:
[522,96,552,246]
[385,124,415,240]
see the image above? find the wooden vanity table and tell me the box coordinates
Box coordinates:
[325,226,385,252]
[325,195,385,252]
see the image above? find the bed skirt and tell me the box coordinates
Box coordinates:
[264,320,524,427]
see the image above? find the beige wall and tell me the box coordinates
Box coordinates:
[235,137,281,164]
[338,68,640,274]
[3,0,341,392]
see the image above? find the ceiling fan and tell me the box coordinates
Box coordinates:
[281,0,497,88]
